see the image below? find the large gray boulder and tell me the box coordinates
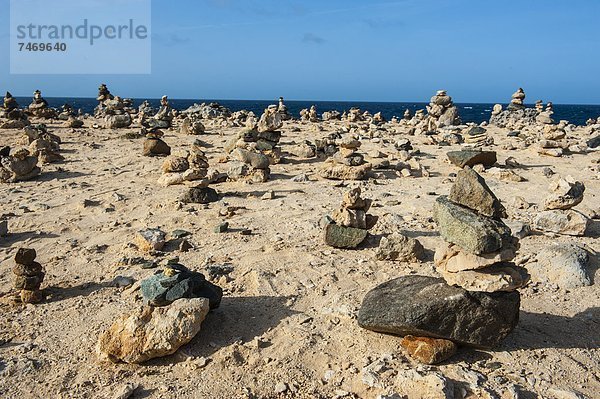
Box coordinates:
[357,275,520,348]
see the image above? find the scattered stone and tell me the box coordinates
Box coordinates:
[143,137,171,157]
[134,228,166,252]
[375,233,424,262]
[214,222,229,233]
[180,187,220,204]
[400,335,457,365]
[534,210,589,236]
[543,177,585,210]
[532,243,590,289]
[324,224,368,249]
[97,298,210,364]
[358,275,520,348]
[394,369,455,399]
[447,150,496,168]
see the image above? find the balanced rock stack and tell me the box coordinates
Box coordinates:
[142,129,171,157]
[97,263,222,364]
[534,176,589,236]
[489,88,539,128]
[1,92,30,129]
[27,90,57,119]
[507,88,526,111]
[463,126,492,146]
[13,248,45,304]
[256,105,284,164]
[300,105,319,122]
[180,114,205,135]
[433,167,529,293]
[95,84,133,129]
[319,136,372,180]
[323,187,374,249]
[158,140,221,189]
[0,147,41,183]
[145,95,174,129]
[22,124,64,164]
[424,90,461,131]
[277,97,292,121]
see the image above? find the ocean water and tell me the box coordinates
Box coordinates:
[14,97,600,126]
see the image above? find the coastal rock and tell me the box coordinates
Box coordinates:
[318,160,371,180]
[134,228,166,252]
[323,224,367,249]
[143,138,171,157]
[434,242,517,272]
[140,264,222,308]
[105,114,132,129]
[439,263,529,293]
[357,275,520,348]
[543,177,585,210]
[162,156,189,173]
[375,234,424,262]
[231,148,270,169]
[434,196,513,255]
[531,243,590,289]
[394,369,454,399]
[97,298,210,364]
[400,335,457,365]
[180,187,220,204]
[449,166,506,219]
[447,150,496,168]
[533,210,589,236]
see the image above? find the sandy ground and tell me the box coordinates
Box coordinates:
[0,116,599,399]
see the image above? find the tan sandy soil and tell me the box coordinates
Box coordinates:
[0,117,598,398]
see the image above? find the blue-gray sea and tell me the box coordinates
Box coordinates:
[15,97,600,126]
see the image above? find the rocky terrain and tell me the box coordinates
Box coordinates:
[0,89,599,399]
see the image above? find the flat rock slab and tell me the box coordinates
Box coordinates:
[434,196,512,255]
[358,275,520,348]
[447,150,496,168]
[533,209,589,236]
[324,224,367,248]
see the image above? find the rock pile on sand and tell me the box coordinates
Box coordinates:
[13,248,45,304]
[158,140,218,187]
[145,95,174,129]
[534,176,589,236]
[26,90,56,119]
[300,105,319,122]
[489,88,539,128]
[21,124,64,164]
[0,147,41,182]
[97,263,222,364]
[433,167,529,293]
[323,187,374,248]
[277,97,292,120]
[319,135,372,180]
[142,129,171,157]
[94,84,133,128]
[1,92,30,129]
[424,90,461,131]
[180,115,205,135]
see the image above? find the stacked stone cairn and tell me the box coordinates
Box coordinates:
[179,114,206,135]
[534,176,589,236]
[27,90,57,119]
[158,140,221,187]
[357,168,522,365]
[323,187,374,249]
[318,135,371,180]
[0,147,41,183]
[13,248,45,304]
[300,105,319,122]
[463,126,492,146]
[277,97,292,120]
[1,92,29,129]
[97,263,223,364]
[144,95,174,129]
[21,124,64,164]
[424,90,461,131]
[434,166,529,293]
[225,105,283,183]
[94,84,132,129]
[489,88,539,128]
[142,129,171,157]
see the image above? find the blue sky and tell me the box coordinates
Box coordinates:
[1,0,599,104]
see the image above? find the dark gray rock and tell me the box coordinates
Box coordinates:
[180,187,220,204]
[587,135,600,149]
[357,275,520,348]
[434,196,512,255]
[449,166,506,219]
[447,150,496,168]
[141,264,222,309]
[14,248,36,265]
[324,224,367,249]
